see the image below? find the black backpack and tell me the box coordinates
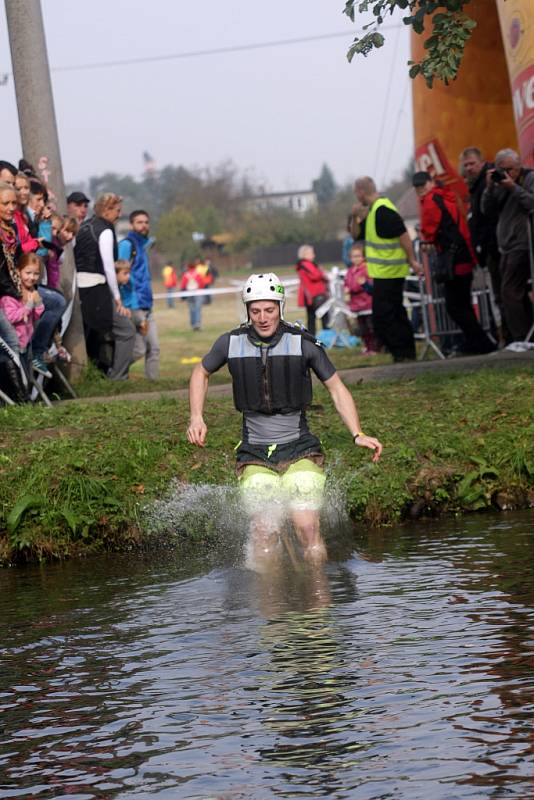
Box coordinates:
[432,193,471,265]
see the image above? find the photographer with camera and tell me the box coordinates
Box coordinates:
[460,146,507,345]
[481,148,534,342]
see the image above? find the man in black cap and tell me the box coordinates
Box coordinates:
[67,191,90,225]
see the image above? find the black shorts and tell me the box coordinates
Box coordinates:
[235,432,324,476]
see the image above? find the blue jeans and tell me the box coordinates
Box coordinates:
[0,309,20,360]
[188,295,202,330]
[32,286,67,358]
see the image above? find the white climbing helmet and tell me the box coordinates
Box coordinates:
[242,273,285,318]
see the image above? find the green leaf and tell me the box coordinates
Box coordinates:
[480,467,499,479]
[7,495,45,535]
[371,32,385,48]
[343,1,356,22]
[347,42,359,64]
[103,497,122,508]
[469,496,489,511]
[457,470,479,495]
[60,507,80,535]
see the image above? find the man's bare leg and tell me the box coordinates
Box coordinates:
[291,508,327,564]
[239,465,284,572]
[245,513,283,572]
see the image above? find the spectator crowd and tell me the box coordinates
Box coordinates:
[1,141,533,404]
[0,157,162,403]
[329,145,533,362]
[1,159,70,401]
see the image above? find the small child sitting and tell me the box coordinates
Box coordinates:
[115,260,149,336]
[344,244,378,355]
[0,252,45,370]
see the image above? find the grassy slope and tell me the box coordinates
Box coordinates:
[0,367,532,565]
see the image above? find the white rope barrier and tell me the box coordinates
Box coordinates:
[152,277,300,302]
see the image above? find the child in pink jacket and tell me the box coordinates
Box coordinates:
[0,253,44,367]
[344,244,378,355]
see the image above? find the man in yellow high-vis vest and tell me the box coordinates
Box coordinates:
[352,176,421,362]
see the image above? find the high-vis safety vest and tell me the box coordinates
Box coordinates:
[365,197,409,279]
[227,322,314,414]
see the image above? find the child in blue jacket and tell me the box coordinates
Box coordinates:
[115,260,148,336]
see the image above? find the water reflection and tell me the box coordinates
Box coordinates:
[352,513,534,797]
[254,565,360,797]
[0,557,196,799]
[0,512,533,799]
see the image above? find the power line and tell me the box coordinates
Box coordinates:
[43,22,404,74]
[381,76,411,185]
[372,22,402,180]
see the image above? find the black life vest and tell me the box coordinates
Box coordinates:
[227,321,315,413]
[74,216,117,275]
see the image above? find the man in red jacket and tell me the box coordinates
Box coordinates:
[413,171,495,355]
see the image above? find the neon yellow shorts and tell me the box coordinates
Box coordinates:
[239,458,326,513]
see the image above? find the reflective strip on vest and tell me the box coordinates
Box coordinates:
[367,256,409,266]
[229,334,259,359]
[364,240,399,250]
[228,331,303,359]
[365,198,409,279]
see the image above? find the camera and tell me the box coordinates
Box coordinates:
[491,169,507,183]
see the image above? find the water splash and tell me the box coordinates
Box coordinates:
[143,475,354,564]
[144,479,247,561]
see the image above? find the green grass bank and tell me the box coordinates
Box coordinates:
[0,366,532,566]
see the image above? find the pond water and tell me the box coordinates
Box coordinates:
[1,510,533,799]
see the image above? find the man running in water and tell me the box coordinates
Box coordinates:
[187,273,382,568]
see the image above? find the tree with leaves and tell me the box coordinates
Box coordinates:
[155,205,197,264]
[312,164,338,206]
[344,0,476,87]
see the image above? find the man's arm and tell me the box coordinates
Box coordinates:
[399,231,422,275]
[187,363,210,447]
[513,172,534,212]
[322,373,382,462]
[419,196,442,244]
[481,170,504,217]
[349,205,368,240]
[98,228,120,301]
[117,238,133,262]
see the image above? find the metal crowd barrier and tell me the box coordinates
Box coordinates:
[406,248,496,360]
[322,260,495,360]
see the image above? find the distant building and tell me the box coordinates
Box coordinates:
[243,189,318,216]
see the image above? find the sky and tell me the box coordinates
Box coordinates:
[0,0,414,193]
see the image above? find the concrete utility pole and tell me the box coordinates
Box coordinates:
[5,0,86,376]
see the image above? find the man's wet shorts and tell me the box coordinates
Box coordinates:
[239,458,326,513]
